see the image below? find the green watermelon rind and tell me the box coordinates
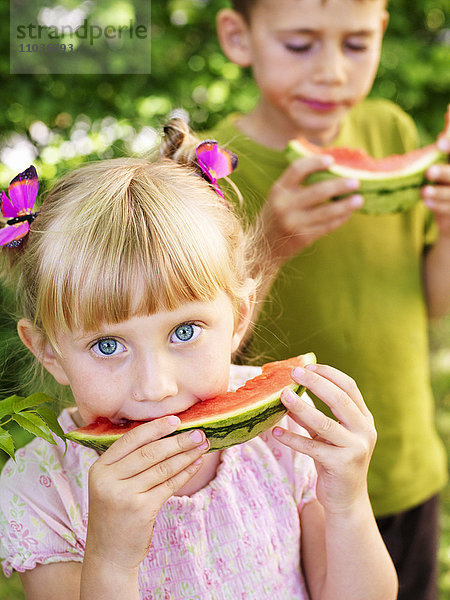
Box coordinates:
[65,353,316,453]
[64,383,302,453]
[286,141,447,215]
[166,381,303,451]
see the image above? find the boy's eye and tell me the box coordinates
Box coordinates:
[170,323,202,344]
[92,338,126,356]
[345,39,369,52]
[285,43,312,53]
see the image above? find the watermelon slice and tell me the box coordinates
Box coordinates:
[286,104,449,215]
[65,353,316,453]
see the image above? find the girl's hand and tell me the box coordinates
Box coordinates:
[422,138,450,236]
[85,416,209,571]
[260,156,363,265]
[272,363,376,514]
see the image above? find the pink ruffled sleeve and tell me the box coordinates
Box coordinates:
[0,410,97,577]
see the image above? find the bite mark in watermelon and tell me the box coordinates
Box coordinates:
[65,353,317,453]
[286,105,449,215]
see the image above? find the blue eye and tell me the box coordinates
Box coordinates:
[170,323,202,344]
[92,338,126,356]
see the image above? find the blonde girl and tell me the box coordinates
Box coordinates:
[0,121,397,600]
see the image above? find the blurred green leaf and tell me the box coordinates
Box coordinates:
[35,405,66,446]
[13,393,55,413]
[0,427,15,460]
[12,412,57,445]
[0,397,18,421]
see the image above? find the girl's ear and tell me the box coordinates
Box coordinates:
[231,280,256,354]
[17,318,70,386]
[216,9,253,68]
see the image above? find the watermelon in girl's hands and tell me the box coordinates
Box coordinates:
[65,353,317,452]
[286,105,449,215]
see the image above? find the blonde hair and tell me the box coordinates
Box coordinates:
[4,121,257,353]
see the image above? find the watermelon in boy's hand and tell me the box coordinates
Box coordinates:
[286,105,449,215]
[66,353,317,452]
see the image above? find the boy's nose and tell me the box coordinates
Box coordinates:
[132,354,178,403]
[313,44,346,85]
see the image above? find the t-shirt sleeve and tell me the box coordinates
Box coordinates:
[0,430,95,577]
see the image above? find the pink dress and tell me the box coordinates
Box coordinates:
[0,365,317,599]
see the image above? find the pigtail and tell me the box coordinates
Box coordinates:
[161,117,202,173]
[161,117,242,205]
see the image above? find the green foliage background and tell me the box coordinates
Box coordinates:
[0,0,449,188]
[0,0,449,598]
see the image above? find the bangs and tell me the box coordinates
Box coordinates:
[32,160,241,348]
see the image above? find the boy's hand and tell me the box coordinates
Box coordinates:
[272,364,376,514]
[261,156,363,264]
[84,416,209,572]
[422,138,450,236]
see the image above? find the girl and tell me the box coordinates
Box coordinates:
[0,121,397,600]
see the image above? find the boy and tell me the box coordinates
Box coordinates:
[208,1,450,599]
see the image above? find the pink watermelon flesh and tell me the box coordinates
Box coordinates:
[286,104,449,214]
[65,353,317,451]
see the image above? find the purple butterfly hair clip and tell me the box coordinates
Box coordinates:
[0,165,39,248]
[195,141,238,201]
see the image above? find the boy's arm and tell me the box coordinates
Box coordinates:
[251,156,363,307]
[422,145,450,318]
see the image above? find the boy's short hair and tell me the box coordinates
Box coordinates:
[231,0,387,21]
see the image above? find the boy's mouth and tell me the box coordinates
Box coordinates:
[300,98,341,112]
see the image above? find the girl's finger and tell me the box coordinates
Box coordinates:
[100,415,183,464]
[147,456,205,505]
[272,424,331,462]
[289,365,371,427]
[112,428,209,479]
[302,363,372,418]
[280,389,353,447]
[131,442,209,493]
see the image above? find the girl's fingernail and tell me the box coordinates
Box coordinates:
[282,388,297,404]
[198,441,209,451]
[189,429,203,443]
[272,427,283,437]
[167,415,181,426]
[423,185,435,197]
[305,363,317,371]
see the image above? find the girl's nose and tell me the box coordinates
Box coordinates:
[132,354,178,403]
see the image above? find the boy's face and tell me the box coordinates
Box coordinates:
[220,0,388,145]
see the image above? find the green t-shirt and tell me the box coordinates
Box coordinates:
[207,98,447,517]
